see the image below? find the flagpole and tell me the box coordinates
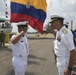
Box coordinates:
[71,20,73,30]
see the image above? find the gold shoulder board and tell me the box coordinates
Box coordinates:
[62,29,67,34]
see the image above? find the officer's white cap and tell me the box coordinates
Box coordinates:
[51,15,64,19]
[16,21,29,26]
[50,15,64,23]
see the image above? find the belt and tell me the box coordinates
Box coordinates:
[14,55,27,57]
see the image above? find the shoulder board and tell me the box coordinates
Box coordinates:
[62,29,67,34]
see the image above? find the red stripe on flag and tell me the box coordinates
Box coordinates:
[11,13,43,33]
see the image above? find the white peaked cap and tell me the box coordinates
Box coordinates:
[16,21,29,26]
[51,15,64,19]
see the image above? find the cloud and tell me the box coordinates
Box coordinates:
[47,0,76,20]
[44,0,76,30]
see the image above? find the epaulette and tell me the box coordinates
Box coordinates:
[62,29,67,34]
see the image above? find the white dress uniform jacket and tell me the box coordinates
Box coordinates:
[54,26,75,75]
[11,35,29,57]
[11,35,29,75]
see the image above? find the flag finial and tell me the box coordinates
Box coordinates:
[26,2,30,9]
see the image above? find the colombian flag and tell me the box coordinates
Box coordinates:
[10,0,47,33]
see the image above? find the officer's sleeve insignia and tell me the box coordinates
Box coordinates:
[62,29,67,34]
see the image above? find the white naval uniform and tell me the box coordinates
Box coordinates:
[11,35,29,75]
[54,26,75,75]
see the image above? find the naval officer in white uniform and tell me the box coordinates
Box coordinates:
[50,15,75,75]
[11,21,29,75]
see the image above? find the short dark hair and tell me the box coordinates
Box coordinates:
[58,18,64,24]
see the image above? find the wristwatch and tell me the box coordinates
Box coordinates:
[68,67,73,71]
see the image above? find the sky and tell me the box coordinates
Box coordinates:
[0,0,76,32]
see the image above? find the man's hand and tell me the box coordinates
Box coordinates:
[64,69,71,75]
[64,50,75,75]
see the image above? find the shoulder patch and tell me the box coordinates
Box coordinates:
[62,29,67,34]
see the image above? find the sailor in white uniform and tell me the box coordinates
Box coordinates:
[50,15,75,75]
[11,21,29,75]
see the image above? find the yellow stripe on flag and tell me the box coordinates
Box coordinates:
[11,0,47,12]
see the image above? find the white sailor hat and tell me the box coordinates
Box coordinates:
[50,15,64,23]
[16,21,29,27]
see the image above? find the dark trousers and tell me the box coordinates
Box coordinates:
[72,55,76,75]
[0,40,5,47]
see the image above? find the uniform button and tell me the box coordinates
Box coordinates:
[20,55,22,57]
